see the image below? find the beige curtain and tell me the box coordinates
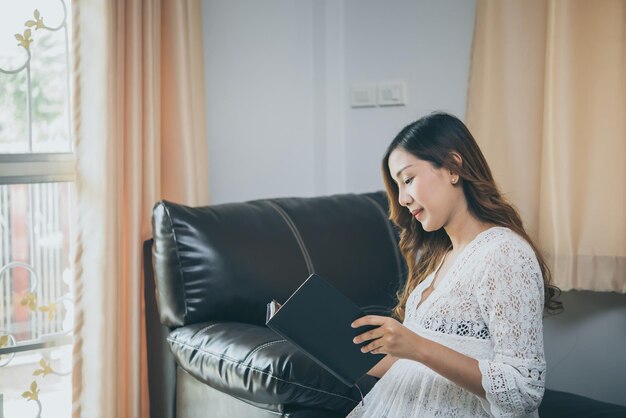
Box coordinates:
[71,0,209,417]
[466,0,626,292]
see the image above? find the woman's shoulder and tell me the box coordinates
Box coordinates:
[472,227,544,296]
[475,226,538,267]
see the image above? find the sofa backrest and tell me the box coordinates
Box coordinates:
[150,191,407,328]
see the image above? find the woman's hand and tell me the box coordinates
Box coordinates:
[353,316,486,398]
[351,315,424,361]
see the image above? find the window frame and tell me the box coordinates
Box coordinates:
[0,153,74,185]
[0,154,75,358]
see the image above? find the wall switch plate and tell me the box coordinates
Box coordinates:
[378,81,406,106]
[350,84,377,107]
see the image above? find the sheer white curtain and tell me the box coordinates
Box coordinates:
[466,0,626,292]
[71,0,209,416]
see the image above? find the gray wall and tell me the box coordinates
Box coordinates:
[544,291,626,406]
[201,0,626,407]
[202,0,317,203]
[344,0,474,193]
[201,0,474,203]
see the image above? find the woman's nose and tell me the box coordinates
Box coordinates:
[398,190,413,207]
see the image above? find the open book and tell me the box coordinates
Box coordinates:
[265,273,384,386]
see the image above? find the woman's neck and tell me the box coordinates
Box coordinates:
[444,207,493,253]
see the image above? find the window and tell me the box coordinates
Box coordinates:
[0,1,74,416]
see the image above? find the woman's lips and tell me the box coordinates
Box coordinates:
[412,208,423,219]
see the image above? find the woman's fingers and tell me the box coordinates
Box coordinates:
[351,316,402,354]
[351,315,387,328]
[351,316,418,359]
[353,328,383,344]
[361,340,385,354]
[352,316,385,345]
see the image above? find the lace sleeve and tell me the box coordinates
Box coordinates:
[475,240,546,417]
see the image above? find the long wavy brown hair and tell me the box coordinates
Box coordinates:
[382,112,562,321]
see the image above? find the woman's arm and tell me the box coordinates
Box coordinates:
[354,243,546,416]
[474,247,546,416]
[411,335,485,397]
[352,316,485,398]
[366,354,398,378]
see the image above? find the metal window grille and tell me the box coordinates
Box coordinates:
[0,1,74,416]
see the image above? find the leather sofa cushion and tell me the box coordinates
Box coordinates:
[177,367,347,418]
[151,192,405,328]
[539,389,626,417]
[168,321,378,415]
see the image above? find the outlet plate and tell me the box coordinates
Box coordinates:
[350,84,377,107]
[378,81,406,106]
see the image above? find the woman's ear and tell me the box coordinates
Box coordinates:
[449,151,463,174]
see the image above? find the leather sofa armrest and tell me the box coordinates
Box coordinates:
[168,322,377,416]
[539,389,626,417]
[144,239,176,418]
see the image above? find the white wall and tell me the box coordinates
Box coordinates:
[344,0,475,193]
[202,0,316,203]
[202,0,475,204]
[543,291,626,406]
[201,0,626,407]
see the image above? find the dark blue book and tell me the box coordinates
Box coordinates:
[266,273,384,386]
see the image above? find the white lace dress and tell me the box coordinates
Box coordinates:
[347,226,546,418]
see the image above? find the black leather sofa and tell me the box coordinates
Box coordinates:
[143,191,626,418]
[144,191,404,418]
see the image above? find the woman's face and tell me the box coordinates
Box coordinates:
[388,147,463,232]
